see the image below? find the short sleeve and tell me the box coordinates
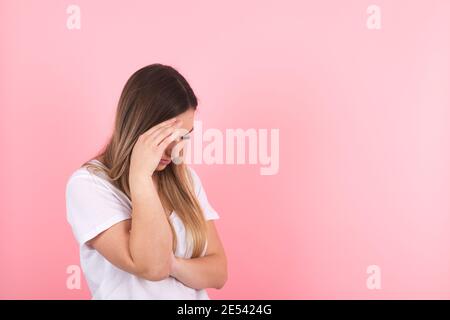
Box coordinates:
[65,172,131,246]
[188,167,220,221]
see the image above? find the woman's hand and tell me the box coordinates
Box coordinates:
[129,117,183,184]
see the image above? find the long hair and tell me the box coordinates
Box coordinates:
[81,63,207,258]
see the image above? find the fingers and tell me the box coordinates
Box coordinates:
[158,130,181,150]
[147,120,183,143]
[153,124,185,146]
[142,117,178,138]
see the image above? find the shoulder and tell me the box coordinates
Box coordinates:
[66,166,103,190]
[65,164,131,217]
[65,164,117,201]
[66,166,91,189]
[65,165,132,245]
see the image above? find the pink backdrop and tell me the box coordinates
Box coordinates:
[1,0,449,299]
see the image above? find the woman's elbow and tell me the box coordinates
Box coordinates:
[135,258,172,281]
[214,277,227,290]
[214,266,228,289]
[139,265,171,281]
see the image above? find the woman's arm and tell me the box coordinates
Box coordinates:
[170,220,228,290]
[87,118,182,281]
[128,176,174,278]
[88,178,173,281]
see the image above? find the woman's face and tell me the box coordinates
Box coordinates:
[155,108,195,171]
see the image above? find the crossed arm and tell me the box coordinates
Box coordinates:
[170,220,227,290]
[86,180,227,290]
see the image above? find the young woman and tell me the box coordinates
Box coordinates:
[65,64,227,299]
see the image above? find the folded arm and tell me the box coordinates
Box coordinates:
[170,220,228,290]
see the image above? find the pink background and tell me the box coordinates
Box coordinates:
[1,0,449,299]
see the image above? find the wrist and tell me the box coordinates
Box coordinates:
[129,174,155,201]
[129,171,152,186]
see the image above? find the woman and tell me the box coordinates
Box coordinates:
[65,63,227,299]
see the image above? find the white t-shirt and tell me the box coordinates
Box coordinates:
[65,159,220,300]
